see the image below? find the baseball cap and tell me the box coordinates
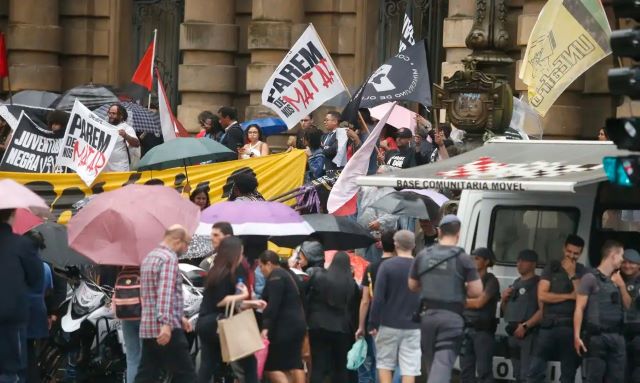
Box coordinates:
[397,128,413,138]
[517,249,538,263]
[471,247,495,264]
[439,214,461,226]
[623,249,640,264]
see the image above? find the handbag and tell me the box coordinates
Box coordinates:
[218,300,264,362]
[255,338,270,380]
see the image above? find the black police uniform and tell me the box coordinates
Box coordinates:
[580,269,626,382]
[624,274,640,383]
[460,272,500,383]
[504,275,540,383]
[527,261,585,383]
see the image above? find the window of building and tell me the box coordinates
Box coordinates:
[489,207,580,265]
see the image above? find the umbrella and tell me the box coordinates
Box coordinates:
[241,117,287,136]
[401,189,449,207]
[197,201,314,238]
[181,234,214,260]
[8,90,60,108]
[370,191,441,220]
[0,179,50,216]
[136,137,234,181]
[12,208,44,235]
[271,214,375,250]
[0,104,52,130]
[369,102,418,132]
[50,84,119,111]
[31,222,94,268]
[94,101,161,135]
[67,184,200,266]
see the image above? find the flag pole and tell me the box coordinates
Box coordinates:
[312,24,369,133]
[148,28,157,109]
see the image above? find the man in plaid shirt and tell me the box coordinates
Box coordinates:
[134,225,196,382]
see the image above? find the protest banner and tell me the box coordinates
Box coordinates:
[0,112,62,173]
[262,24,348,129]
[56,99,118,186]
[1,149,307,225]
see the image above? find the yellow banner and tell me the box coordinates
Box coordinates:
[519,0,611,116]
[1,150,307,224]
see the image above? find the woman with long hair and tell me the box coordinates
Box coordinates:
[197,236,265,383]
[189,188,210,211]
[259,250,307,383]
[239,124,269,159]
[306,252,358,383]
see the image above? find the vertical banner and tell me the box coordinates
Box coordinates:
[262,24,348,129]
[0,112,62,172]
[56,99,118,186]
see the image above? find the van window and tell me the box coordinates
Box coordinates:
[489,207,580,265]
[602,210,640,231]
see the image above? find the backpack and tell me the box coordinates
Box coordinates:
[113,267,142,320]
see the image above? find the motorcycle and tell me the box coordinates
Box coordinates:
[40,264,207,382]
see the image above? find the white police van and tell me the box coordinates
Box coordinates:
[358,140,639,382]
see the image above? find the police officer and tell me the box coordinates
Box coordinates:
[408,215,483,383]
[621,249,640,382]
[460,247,500,383]
[501,250,542,383]
[573,240,628,382]
[527,234,586,383]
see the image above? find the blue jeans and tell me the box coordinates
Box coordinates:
[121,320,142,383]
[358,335,376,383]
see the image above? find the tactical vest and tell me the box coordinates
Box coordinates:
[585,270,623,331]
[504,275,540,324]
[624,276,640,331]
[417,245,465,314]
[543,261,581,320]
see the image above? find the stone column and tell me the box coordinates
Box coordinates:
[178,0,238,133]
[6,0,62,92]
[245,0,304,120]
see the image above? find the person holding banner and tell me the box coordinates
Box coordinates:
[105,104,140,172]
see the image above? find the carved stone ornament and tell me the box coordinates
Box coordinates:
[465,0,510,52]
[433,61,513,136]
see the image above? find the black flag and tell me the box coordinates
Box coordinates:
[342,39,431,125]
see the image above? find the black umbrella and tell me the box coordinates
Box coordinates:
[370,191,441,220]
[8,90,60,108]
[271,214,375,250]
[50,84,119,111]
[32,222,94,268]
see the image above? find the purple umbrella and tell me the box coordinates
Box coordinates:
[197,201,314,237]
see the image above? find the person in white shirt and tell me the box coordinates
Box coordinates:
[104,104,140,172]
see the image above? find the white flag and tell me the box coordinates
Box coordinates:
[399,12,416,53]
[157,76,176,141]
[262,24,348,129]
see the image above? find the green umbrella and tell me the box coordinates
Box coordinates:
[136,137,235,171]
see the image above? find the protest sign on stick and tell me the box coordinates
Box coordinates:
[56,99,118,186]
[262,24,348,129]
[0,111,62,173]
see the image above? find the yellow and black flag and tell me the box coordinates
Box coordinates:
[519,0,611,116]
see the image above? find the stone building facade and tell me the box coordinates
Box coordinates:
[0,0,620,139]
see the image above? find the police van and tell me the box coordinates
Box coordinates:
[357,139,639,382]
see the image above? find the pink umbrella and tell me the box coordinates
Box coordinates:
[12,208,44,234]
[369,102,418,133]
[0,178,49,216]
[67,184,201,266]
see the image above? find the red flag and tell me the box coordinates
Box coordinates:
[0,33,9,78]
[131,40,154,90]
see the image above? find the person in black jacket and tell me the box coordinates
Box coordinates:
[306,251,358,383]
[217,106,245,153]
[259,251,307,383]
[0,209,44,382]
